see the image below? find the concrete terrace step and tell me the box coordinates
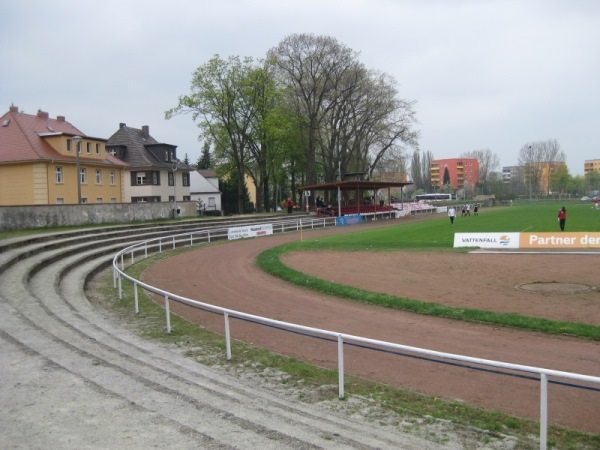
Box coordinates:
[0,219,444,449]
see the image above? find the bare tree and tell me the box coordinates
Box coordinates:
[268,34,360,186]
[421,150,433,189]
[460,148,500,183]
[410,149,422,188]
[317,66,417,182]
[518,139,565,196]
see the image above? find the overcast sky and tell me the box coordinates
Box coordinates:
[2,0,598,175]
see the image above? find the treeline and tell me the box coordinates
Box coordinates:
[166,33,418,213]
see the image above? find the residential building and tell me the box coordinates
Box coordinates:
[106,123,191,203]
[501,166,523,184]
[190,169,222,213]
[584,159,600,175]
[430,158,479,191]
[0,106,126,206]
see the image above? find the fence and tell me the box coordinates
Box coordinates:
[112,216,600,450]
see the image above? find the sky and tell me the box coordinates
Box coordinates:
[2,0,598,176]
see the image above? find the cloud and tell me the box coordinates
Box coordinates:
[2,0,599,174]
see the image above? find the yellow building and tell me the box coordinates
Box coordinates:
[584,159,600,175]
[0,106,127,205]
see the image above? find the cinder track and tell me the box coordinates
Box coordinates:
[0,219,450,449]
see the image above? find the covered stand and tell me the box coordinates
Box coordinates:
[297,180,413,218]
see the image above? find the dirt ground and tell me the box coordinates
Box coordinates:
[143,219,600,434]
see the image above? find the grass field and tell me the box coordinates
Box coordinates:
[299,201,600,251]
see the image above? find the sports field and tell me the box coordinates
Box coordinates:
[145,201,600,434]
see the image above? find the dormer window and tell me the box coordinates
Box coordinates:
[165,150,170,162]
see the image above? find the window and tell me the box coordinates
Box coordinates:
[168,195,175,202]
[86,142,91,154]
[95,169,102,184]
[67,139,72,152]
[95,143,100,155]
[96,198,103,204]
[165,150,170,162]
[168,171,174,186]
[131,196,160,203]
[76,141,81,154]
[81,198,88,204]
[182,173,190,186]
[80,168,87,184]
[131,171,159,186]
[183,195,191,201]
[56,198,64,204]
[208,197,216,207]
[110,197,117,203]
[55,166,63,184]
[109,170,116,185]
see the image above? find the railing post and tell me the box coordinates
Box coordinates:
[113,266,117,288]
[118,273,122,300]
[120,254,124,270]
[144,242,148,258]
[224,311,232,361]
[134,282,139,314]
[172,236,176,250]
[130,249,134,265]
[159,239,162,253]
[164,294,171,334]
[338,334,345,399]
[540,373,548,450]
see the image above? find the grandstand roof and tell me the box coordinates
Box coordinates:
[297,180,412,192]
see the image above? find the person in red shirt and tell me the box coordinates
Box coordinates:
[286,198,295,214]
[558,207,567,231]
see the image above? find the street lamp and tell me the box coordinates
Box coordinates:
[72,135,82,204]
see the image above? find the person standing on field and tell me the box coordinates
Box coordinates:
[448,206,456,226]
[558,206,567,231]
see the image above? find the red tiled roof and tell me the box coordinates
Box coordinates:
[0,107,127,167]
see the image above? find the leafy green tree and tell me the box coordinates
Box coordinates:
[550,164,570,194]
[443,167,451,186]
[166,55,257,214]
[197,141,213,169]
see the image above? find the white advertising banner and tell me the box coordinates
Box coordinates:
[453,232,521,249]
[228,223,273,240]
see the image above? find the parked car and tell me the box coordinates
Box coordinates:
[581,196,592,201]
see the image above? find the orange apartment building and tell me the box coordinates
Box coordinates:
[430,158,479,191]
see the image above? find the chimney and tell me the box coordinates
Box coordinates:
[119,122,126,129]
[57,115,65,122]
[142,125,149,138]
[37,110,49,119]
[9,105,19,113]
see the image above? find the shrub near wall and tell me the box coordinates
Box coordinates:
[0,202,198,231]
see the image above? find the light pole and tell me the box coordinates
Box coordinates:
[72,135,82,204]
[528,145,532,202]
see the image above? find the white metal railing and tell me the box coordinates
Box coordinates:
[111,217,600,450]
